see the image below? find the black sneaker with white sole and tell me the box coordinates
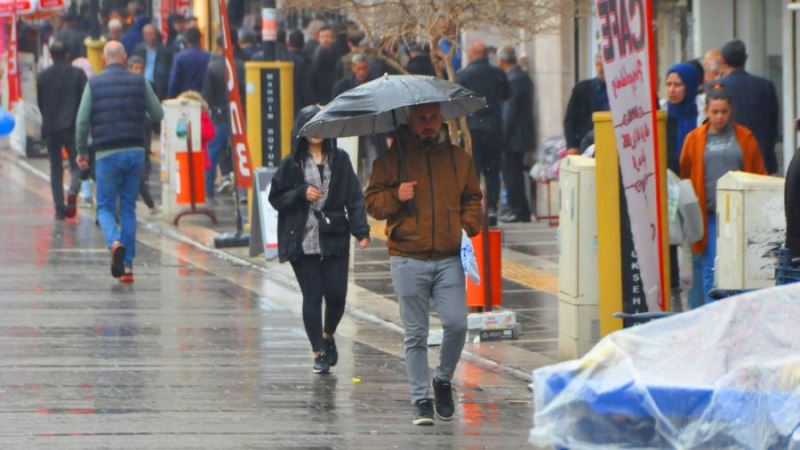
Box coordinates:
[432,378,455,420]
[323,335,338,367]
[312,352,330,375]
[412,398,434,426]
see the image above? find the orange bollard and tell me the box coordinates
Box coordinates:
[466,229,502,308]
[175,151,206,205]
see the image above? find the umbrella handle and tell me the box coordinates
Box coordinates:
[392,109,415,213]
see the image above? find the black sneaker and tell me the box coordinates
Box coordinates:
[432,378,455,420]
[413,398,434,426]
[312,353,330,375]
[323,335,338,367]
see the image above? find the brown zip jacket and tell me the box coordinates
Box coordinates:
[365,127,483,260]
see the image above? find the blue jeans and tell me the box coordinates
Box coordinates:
[701,216,718,305]
[206,122,230,197]
[95,150,144,266]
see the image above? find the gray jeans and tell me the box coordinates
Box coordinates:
[390,256,468,403]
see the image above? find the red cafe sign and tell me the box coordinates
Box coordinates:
[0,0,35,16]
[38,0,65,12]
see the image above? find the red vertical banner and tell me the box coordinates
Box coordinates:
[645,0,666,310]
[7,15,19,106]
[218,0,253,188]
[594,0,666,312]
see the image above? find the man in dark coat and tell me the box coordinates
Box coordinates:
[719,39,780,174]
[498,46,533,223]
[406,44,437,77]
[303,20,325,61]
[786,148,800,257]
[456,40,510,222]
[167,27,210,97]
[333,54,387,183]
[133,24,173,100]
[55,14,86,60]
[332,54,370,97]
[563,53,609,154]
[288,30,313,116]
[308,25,339,104]
[37,42,87,219]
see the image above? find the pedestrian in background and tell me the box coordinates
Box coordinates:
[698,49,723,124]
[269,105,370,375]
[37,41,87,220]
[303,20,325,60]
[287,30,314,117]
[202,33,245,198]
[106,18,123,42]
[786,148,800,258]
[405,44,436,77]
[456,40,510,224]
[665,62,700,311]
[680,85,766,305]
[719,40,780,174]
[133,24,173,101]
[127,55,157,213]
[497,45,533,223]
[238,29,259,61]
[333,54,388,183]
[365,103,482,426]
[120,15,149,57]
[563,53,609,155]
[75,41,164,282]
[309,25,339,104]
[168,27,210,98]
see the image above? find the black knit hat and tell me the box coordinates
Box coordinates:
[720,39,747,68]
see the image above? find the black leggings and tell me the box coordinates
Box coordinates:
[291,254,349,352]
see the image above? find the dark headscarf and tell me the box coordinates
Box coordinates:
[291,105,336,163]
[667,63,699,159]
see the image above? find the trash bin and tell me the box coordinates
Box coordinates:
[466,229,501,308]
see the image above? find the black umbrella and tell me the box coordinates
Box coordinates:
[298,74,486,139]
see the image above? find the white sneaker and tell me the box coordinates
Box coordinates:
[216,176,233,194]
[79,180,93,207]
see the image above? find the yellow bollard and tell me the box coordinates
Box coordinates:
[594,111,671,337]
[244,61,294,231]
[84,37,106,74]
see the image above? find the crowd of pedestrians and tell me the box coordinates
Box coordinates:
[563,39,779,310]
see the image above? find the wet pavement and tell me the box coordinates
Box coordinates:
[0,155,539,448]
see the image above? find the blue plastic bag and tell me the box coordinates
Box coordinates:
[460,231,480,285]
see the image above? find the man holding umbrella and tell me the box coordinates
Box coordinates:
[365,103,482,425]
[300,75,485,425]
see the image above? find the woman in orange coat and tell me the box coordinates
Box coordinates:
[679,85,767,306]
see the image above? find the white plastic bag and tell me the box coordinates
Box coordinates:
[667,170,704,246]
[460,231,480,285]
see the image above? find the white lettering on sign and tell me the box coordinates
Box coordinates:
[595,0,665,312]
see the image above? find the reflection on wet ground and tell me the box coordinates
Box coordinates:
[0,161,536,448]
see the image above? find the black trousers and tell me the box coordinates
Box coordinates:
[471,130,502,212]
[291,254,349,352]
[46,129,81,212]
[139,151,155,209]
[502,151,531,218]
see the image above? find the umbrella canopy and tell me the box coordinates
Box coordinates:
[299,74,486,139]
